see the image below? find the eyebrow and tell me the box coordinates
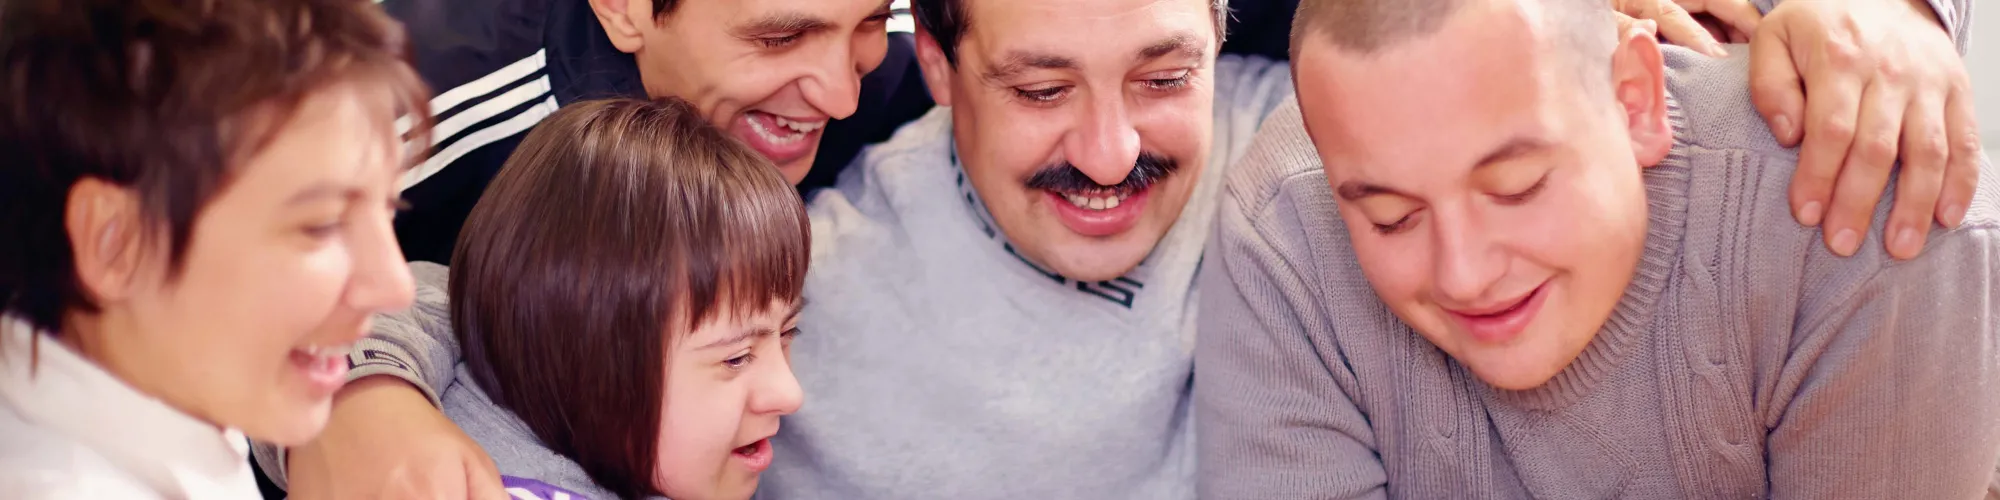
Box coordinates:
[1470,137,1553,171]
[1334,137,1553,202]
[1334,181,1410,202]
[1137,32,1203,62]
[734,12,833,37]
[982,51,1076,83]
[981,32,1205,84]
[696,301,808,351]
[285,183,359,207]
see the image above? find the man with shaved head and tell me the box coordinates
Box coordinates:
[1197,0,1997,497]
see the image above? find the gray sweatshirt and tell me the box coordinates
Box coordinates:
[1195,38,1999,500]
[761,54,1292,499]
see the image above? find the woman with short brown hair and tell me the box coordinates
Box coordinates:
[0,0,431,497]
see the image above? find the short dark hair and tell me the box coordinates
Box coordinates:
[1290,0,1612,60]
[913,0,1233,66]
[452,98,810,499]
[0,0,432,335]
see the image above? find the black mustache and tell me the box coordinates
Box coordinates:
[1022,153,1181,194]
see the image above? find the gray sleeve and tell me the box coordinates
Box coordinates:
[1749,0,1972,55]
[1764,225,2000,499]
[344,261,463,406]
[1194,108,1387,499]
[249,261,465,490]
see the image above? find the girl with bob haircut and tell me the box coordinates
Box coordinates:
[0,0,430,497]
[415,97,811,500]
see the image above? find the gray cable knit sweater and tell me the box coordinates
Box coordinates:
[1195,43,1999,500]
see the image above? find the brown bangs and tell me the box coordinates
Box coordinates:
[672,124,812,335]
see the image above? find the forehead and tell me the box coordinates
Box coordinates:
[236,83,394,187]
[1294,2,1553,178]
[694,0,889,21]
[959,0,1214,58]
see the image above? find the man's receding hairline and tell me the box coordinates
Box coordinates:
[1290,0,1613,60]
[915,0,1232,67]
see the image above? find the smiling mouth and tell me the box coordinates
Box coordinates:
[1051,187,1138,211]
[1443,281,1550,344]
[744,111,825,143]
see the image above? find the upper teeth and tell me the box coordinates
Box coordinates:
[773,115,824,133]
[1061,192,1129,211]
[748,114,825,145]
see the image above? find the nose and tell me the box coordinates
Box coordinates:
[752,350,805,416]
[1062,92,1142,187]
[344,211,414,313]
[799,36,874,120]
[1431,205,1506,306]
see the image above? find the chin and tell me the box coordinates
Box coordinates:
[1456,331,1591,392]
[237,398,333,446]
[776,153,813,185]
[1469,361,1566,391]
[1043,246,1149,282]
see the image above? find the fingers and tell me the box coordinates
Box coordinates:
[1882,89,1948,259]
[465,453,509,500]
[1750,22,1807,146]
[1822,79,1905,257]
[1727,28,1751,44]
[1786,37,1867,232]
[1653,1,1729,56]
[1691,0,1764,35]
[1939,84,1982,228]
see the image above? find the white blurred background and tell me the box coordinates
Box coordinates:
[1973,5,1996,155]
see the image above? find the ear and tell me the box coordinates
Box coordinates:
[913,26,955,107]
[64,178,144,305]
[1610,19,1672,167]
[589,0,649,54]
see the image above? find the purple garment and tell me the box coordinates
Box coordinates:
[501,476,588,500]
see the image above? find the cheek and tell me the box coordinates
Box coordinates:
[166,220,351,357]
[957,103,1062,191]
[656,370,745,472]
[1507,174,1650,274]
[1343,217,1433,309]
[1130,84,1214,155]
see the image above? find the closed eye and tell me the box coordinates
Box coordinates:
[1373,212,1417,235]
[1141,70,1193,92]
[1493,174,1549,205]
[758,33,804,48]
[1013,85,1070,104]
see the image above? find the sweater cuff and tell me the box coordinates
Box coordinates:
[348,336,445,408]
[1921,0,1969,56]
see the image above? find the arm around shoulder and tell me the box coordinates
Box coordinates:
[1764,223,2000,499]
